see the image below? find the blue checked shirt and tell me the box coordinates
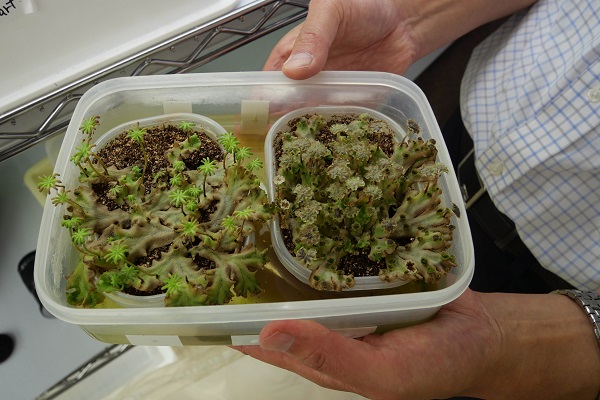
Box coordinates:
[460,0,600,290]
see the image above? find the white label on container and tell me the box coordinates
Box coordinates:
[230,335,260,346]
[163,101,193,114]
[230,326,377,346]
[126,334,184,346]
[241,100,269,132]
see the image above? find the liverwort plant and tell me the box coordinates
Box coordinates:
[219,132,240,167]
[40,116,273,308]
[179,120,196,140]
[126,124,148,178]
[273,112,457,291]
[37,173,63,193]
[198,157,217,194]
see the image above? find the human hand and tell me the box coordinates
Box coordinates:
[264,0,419,80]
[264,0,543,81]
[235,289,501,399]
[234,289,600,399]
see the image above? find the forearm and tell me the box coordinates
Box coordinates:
[469,292,600,399]
[401,0,538,59]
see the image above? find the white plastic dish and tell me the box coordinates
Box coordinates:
[265,106,415,291]
[34,71,474,346]
[64,112,253,309]
[94,112,228,150]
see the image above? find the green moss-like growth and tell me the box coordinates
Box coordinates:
[273,112,457,291]
[40,116,272,307]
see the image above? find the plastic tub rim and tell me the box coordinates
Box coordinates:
[33,71,474,329]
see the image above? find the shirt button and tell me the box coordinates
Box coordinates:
[488,161,504,176]
[588,84,600,103]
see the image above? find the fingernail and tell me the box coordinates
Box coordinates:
[283,52,313,70]
[261,331,295,352]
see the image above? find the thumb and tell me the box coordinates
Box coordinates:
[279,4,341,79]
[259,320,382,384]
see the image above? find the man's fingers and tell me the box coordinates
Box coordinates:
[258,320,389,392]
[282,8,340,79]
[236,319,379,394]
[235,342,357,393]
[263,24,303,71]
[264,0,342,79]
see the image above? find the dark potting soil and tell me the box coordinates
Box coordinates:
[275,113,398,278]
[97,124,223,180]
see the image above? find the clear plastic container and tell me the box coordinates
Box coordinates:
[34,71,474,346]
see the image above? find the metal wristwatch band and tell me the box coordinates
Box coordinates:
[552,289,600,400]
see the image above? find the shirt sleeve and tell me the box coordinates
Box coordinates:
[460,0,600,290]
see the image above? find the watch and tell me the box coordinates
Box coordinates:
[552,289,600,344]
[552,289,600,400]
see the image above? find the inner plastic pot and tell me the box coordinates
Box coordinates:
[88,113,229,308]
[265,106,416,291]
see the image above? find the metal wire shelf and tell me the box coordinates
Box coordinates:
[35,345,133,400]
[0,0,308,162]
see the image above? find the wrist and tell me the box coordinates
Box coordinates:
[468,292,600,399]
[401,0,538,59]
